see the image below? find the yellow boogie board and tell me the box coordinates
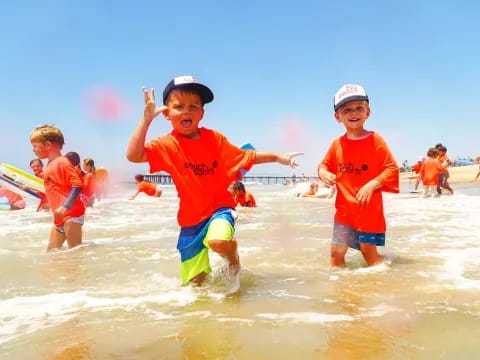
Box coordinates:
[0,163,45,193]
[0,174,42,201]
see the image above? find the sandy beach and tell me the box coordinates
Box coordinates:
[401,164,479,184]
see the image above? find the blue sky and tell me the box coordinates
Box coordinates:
[1,1,479,179]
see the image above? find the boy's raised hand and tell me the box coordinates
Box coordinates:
[282,152,304,168]
[143,87,167,122]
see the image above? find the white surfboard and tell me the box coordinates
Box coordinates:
[0,174,42,201]
[0,163,45,193]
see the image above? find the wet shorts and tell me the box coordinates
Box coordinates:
[177,208,235,285]
[332,221,385,250]
[54,215,85,234]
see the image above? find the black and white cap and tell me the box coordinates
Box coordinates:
[162,75,214,105]
[334,84,369,111]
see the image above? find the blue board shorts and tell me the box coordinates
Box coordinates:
[332,221,385,250]
[177,208,235,285]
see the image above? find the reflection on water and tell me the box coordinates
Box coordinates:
[1,181,480,359]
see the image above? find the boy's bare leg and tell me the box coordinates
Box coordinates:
[359,243,384,266]
[64,222,83,249]
[208,239,240,272]
[47,228,66,251]
[190,272,207,286]
[330,244,348,267]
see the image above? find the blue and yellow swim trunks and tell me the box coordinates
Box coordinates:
[177,208,235,285]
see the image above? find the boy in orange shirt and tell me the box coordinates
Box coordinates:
[318,84,399,267]
[126,75,302,288]
[411,156,425,192]
[232,181,256,207]
[129,174,163,200]
[30,125,85,251]
[420,148,444,197]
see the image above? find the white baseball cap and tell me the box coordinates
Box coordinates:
[334,84,369,111]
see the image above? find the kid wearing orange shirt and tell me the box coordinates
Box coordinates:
[411,157,424,192]
[30,125,85,251]
[232,181,256,207]
[82,158,97,207]
[318,84,399,268]
[420,148,444,197]
[435,144,454,195]
[126,75,302,288]
[129,174,163,200]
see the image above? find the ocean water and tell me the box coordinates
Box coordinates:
[1,181,480,360]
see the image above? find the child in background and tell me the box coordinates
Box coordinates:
[301,182,336,198]
[420,148,444,197]
[0,185,25,210]
[475,156,480,181]
[18,158,50,211]
[411,157,424,192]
[65,152,85,178]
[82,158,97,207]
[30,158,44,178]
[232,181,256,207]
[129,174,163,200]
[435,144,454,195]
[126,75,302,288]
[30,125,85,251]
[318,84,399,268]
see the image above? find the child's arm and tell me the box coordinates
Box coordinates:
[129,190,140,200]
[318,165,336,187]
[355,179,383,207]
[126,88,167,163]
[255,152,303,167]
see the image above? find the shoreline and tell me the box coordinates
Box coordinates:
[400,164,479,184]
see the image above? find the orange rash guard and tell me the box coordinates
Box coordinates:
[43,156,85,226]
[320,132,399,233]
[145,127,256,227]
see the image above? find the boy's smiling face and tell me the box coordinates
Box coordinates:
[164,90,204,139]
[30,138,50,159]
[334,100,370,133]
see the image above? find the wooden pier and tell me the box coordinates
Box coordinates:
[143,174,320,185]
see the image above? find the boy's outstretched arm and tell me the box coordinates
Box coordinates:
[255,152,303,167]
[126,88,167,163]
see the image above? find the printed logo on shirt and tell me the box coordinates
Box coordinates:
[338,162,369,175]
[184,161,218,176]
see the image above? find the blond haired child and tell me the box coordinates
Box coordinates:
[126,75,302,289]
[318,84,399,268]
[30,125,85,251]
[82,158,97,207]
